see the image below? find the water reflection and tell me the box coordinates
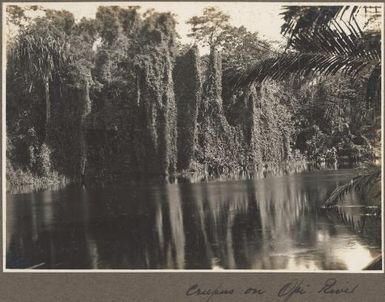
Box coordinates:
[6,169,382,270]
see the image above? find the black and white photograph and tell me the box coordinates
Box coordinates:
[3,2,383,271]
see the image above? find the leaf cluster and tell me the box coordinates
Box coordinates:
[186,6,231,47]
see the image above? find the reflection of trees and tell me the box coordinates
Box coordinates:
[7,188,90,268]
[85,183,185,269]
[179,180,263,269]
[178,172,381,270]
[323,190,382,264]
[155,184,185,269]
[6,170,381,270]
[251,176,314,269]
[7,183,187,269]
[85,184,158,268]
[231,181,262,269]
[179,176,314,269]
[7,193,38,268]
[179,182,212,268]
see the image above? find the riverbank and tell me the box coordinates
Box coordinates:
[6,166,69,194]
[7,157,378,195]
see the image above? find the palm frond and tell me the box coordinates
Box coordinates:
[280,5,380,39]
[224,52,380,90]
[288,20,380,59]
[11,25,68,82]
[281,6,348,37]
[226,5,381,93]
[323,168,381,208]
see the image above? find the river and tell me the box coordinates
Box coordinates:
[6,169,382,270]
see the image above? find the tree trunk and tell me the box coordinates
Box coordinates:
[44,74,50,140]
[80,78,91,182]
[174,47,202,171]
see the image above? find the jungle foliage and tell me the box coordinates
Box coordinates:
[5,5,381,190]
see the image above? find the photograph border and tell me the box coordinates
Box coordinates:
[1,0,384,275]
[2,2,385,302]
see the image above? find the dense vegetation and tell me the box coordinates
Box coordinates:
[6,5,381,190]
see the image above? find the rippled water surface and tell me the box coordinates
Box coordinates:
[6,169,382,270]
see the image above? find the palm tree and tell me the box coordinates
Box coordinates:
[10,11,97,180]
[225,6,381,97]
[11,18,68,141]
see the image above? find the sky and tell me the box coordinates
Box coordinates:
[4,1,286,45]
[5,2,382,54]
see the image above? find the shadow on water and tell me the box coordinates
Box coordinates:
[6,169,382,270]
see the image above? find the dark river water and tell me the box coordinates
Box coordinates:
[6,169,382,270]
